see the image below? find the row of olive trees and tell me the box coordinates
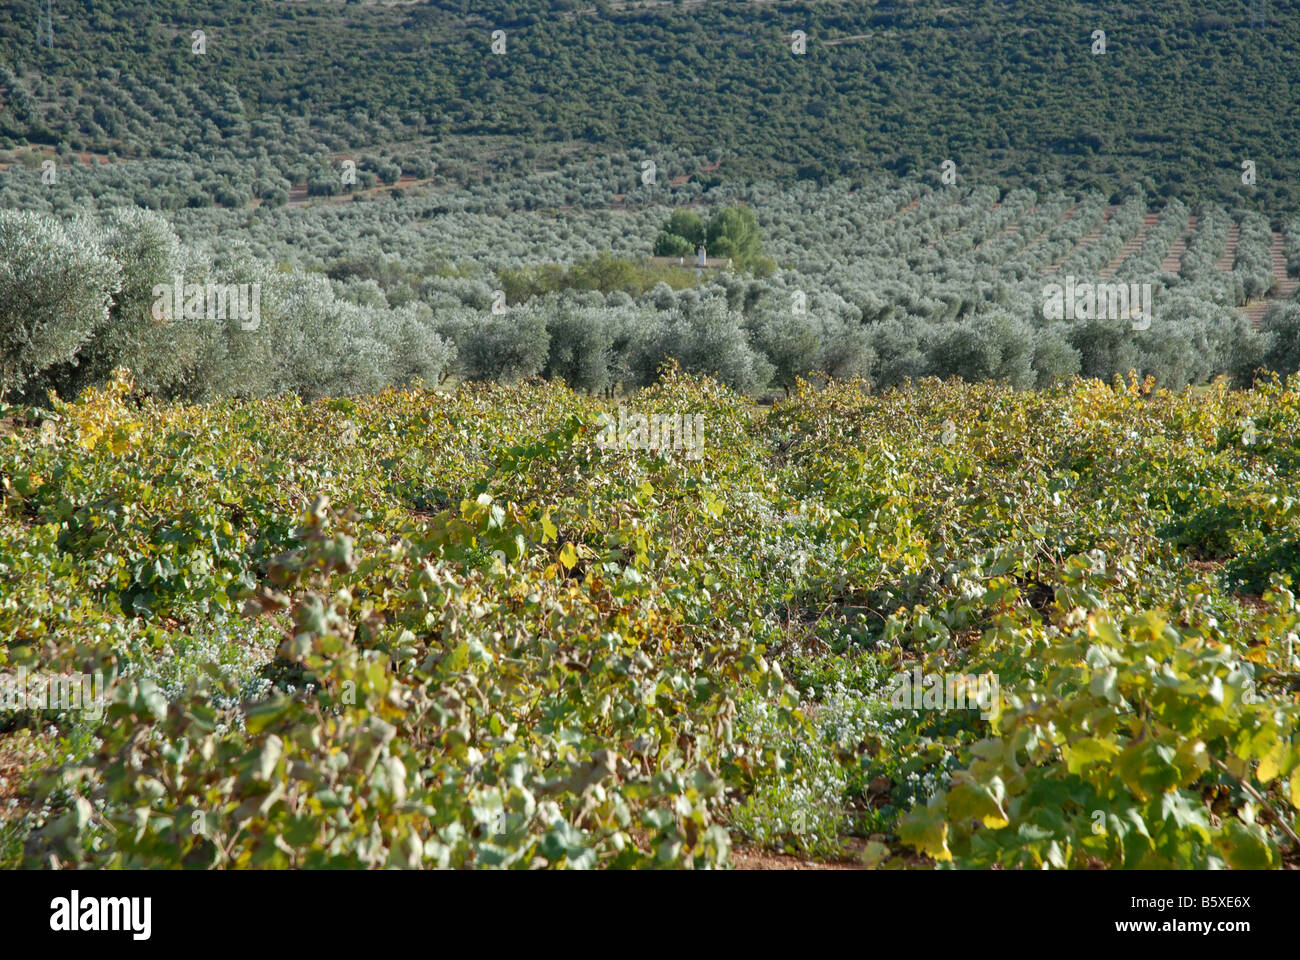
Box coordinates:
[0,209,455,404]
[0,210,1281,405]
[1113,199,1189,281]
[431,295,774,395]
[414,277,1269,395]
[7,168,1299,405]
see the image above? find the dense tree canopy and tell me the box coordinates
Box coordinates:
[2,1,1299,211]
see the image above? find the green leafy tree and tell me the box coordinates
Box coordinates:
[705,206,762,269]
[667,210,706,247]
[653,231,694,258]
[665,209,705,247]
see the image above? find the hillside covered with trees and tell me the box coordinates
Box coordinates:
[2,0,1299,212]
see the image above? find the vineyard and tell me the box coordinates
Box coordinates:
[3,0,1300,889]
[2,367,1299,869]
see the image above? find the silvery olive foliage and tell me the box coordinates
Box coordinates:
[31,208,198,401]
[440,305,550,385]
[630,297,773,394]
[0,210,121,400]
[1,209,456,403]
[1231,212,1276,302]
[540,300,617,395]
[1260,302,1300,377]
[4,141,1299,403]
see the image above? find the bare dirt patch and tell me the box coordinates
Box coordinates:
[730,846,866,870]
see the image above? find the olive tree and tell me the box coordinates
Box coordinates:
[0,211,121,401]
[441,304,551,384]
[640,298,773,393]
[32,208,197,400]
[542,301,615,393]
[377,304,456,387]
